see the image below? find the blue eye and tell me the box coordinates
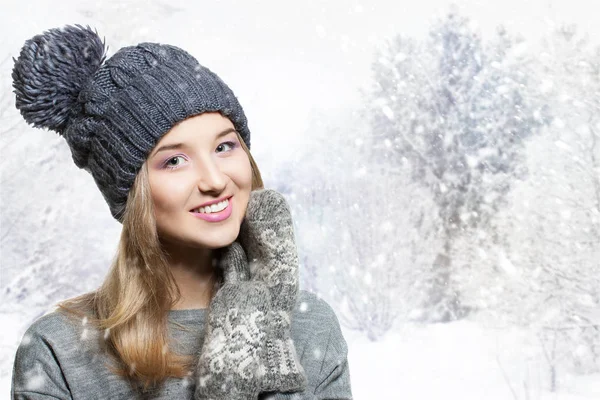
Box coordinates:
[164,155,186,170]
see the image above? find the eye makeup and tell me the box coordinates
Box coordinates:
[158,139,240,170]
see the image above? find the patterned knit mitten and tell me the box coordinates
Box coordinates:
[194,189,306,399]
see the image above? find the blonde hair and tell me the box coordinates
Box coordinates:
[56,130,263,391]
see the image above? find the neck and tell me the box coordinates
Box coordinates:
[161,240,218,310]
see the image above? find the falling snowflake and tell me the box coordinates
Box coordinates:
[381,105,394,120]
[21,334,32,346]
[24,372,45,391]
[312,347,322,360]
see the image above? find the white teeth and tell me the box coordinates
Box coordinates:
[195,199,228,214]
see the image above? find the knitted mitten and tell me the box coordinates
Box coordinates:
[194,189,307,400]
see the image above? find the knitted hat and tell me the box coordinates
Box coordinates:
[12,25,251,222]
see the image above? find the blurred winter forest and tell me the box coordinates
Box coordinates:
[1,1,599,398]
[284,8,600,393]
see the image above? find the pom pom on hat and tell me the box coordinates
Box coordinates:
[12,24,107,133]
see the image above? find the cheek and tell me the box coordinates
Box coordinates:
[224,155,253,189]
[240,157,253,188]
[149,176,186,214]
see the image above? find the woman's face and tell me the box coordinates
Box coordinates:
[147,112,253,250]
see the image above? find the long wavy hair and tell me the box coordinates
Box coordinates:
[56,129,264,391]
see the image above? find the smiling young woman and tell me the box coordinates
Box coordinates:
[146,113,256,311]
[10,24,353,399]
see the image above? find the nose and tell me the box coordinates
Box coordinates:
[195,156,227,194]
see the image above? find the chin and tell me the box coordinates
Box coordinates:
[193,228,240,250]
[158,216,242,250]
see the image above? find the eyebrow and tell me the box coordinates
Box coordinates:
[151,128,238,157]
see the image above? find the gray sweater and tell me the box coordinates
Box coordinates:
[11,290,352,399]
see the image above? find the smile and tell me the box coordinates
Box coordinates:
[190,197,233,222]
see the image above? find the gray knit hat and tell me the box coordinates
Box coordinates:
[12,25,251,222]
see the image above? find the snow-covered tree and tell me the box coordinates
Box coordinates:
[365,10,543,322]
[452,24,600,390]
[502,25,599,380]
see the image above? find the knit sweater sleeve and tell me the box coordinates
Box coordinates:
[11,315,74,400]
[312,297,353,400]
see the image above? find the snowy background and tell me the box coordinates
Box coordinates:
[1,0,599,398]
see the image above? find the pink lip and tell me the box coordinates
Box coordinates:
[190,197,233,222]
